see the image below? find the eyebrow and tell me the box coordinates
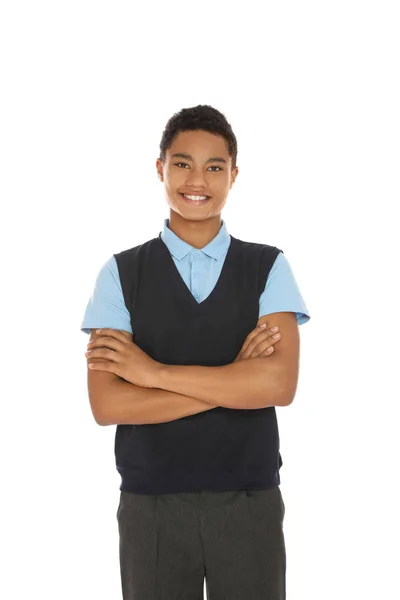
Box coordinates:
[171,152,227,164]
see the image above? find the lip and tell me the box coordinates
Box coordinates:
[179,192,211,205]
[179,192,211,198]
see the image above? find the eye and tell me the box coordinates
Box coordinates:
[174,162,222,172]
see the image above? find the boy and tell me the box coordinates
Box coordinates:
[81,104,311,599]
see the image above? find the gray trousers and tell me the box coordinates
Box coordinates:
[116,486,286,599]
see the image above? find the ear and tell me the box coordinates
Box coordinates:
[156,158,163,181]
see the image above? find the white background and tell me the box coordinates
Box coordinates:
[1,1,399,598]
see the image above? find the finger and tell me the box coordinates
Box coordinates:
[85,348,120,362]
[87,336,125,351]
[239,323,269,356]
[88,360,123,377]
[241,328,279,359]
[88,361,111,370]
[252,334,282,357]
[260,346,275,357]
[94,329,130,344]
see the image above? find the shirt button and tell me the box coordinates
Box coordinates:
[192,252,199,259]
[194,272,200,278]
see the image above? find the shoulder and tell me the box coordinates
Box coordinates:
[80,255,132,335]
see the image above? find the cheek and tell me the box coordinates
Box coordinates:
[164,173,180,190]
[213,181,230,197]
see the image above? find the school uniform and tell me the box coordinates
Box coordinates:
[81,218,311,599]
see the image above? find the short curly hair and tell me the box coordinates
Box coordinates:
[159,104,238,170]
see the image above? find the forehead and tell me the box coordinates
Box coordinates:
[168,130,229,159]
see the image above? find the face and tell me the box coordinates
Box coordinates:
[156,130,238,222]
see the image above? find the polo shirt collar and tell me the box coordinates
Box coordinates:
[160,218,231,261]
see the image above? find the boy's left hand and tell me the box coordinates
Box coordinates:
[85,329,162,388]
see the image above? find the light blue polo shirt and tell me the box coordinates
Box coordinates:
[81,218,311,334]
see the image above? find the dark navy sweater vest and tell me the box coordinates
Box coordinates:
[113,233,284,494]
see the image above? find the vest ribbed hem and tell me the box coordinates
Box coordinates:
[117,466,280,494]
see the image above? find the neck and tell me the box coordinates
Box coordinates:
[168,210,223,249]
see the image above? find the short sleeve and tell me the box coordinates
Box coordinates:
[259,252,311,325]
[80,255,133,335]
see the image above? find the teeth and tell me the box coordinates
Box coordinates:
[183,194,209,201]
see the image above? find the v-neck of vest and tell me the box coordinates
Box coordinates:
[156,232,238,309]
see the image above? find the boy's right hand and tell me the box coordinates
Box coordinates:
[234,323,281,362]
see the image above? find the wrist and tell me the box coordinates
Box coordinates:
[152,361,168,388]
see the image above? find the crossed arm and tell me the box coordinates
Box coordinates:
[92,312,300,426]
[157,354,286,410]
[156,311,299,410]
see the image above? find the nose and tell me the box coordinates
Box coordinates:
[185,167,208,188]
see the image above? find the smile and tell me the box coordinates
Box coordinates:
[180,193,210,205]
